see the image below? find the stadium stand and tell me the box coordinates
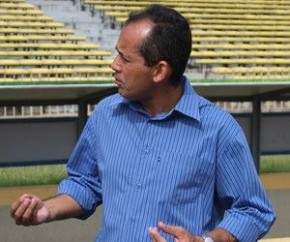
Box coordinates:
[2,0,285,82]
[0,0,288,103]
[0,0,113,83]
[84,0,290,81]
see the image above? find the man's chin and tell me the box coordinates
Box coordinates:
[117,89,134,100]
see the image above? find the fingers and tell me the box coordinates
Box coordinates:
[157,221,184,238]
[149,221,198,242]
[21,197,39,225]
[149,226,166,242]
[148,222,183,242]
[10,194,32,219]
[10,194,40,226]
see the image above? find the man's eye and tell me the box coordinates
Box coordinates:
[121,56,130,63]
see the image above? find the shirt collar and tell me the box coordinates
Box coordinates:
[174,77,201,122]
[114,77,201,122]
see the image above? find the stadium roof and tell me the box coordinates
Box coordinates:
[0,82,289,105]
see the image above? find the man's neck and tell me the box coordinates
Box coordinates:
[141,83,183,117]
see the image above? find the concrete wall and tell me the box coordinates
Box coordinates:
[0,113,289,166]
[261,114,290,154]
[0,119,77,166]
[236,113,290,154]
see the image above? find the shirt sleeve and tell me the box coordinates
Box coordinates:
[215,128,276,242]
[57,111,103,220]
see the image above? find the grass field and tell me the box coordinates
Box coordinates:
[261,155,290,173]
[0,164,67,187]
[0,155,289,187]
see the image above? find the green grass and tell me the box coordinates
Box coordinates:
[260,155,290,174]
[0,155,289,187]
[0,164,67,187]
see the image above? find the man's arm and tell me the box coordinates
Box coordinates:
[10,193,83,226]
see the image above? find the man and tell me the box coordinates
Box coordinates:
[11,5,275,242]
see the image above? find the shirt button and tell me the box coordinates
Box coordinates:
[129,217,135,222]
[144,150,149,155]
[137,183,142,189]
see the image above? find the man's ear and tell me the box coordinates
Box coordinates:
[153,61,172,84]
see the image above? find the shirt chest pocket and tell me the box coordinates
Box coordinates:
[153,150,213,204]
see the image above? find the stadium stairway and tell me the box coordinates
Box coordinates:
[27,0,119,52]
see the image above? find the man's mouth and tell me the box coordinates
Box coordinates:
[114,76,122,85]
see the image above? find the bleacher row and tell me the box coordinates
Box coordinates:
[1,0,290,82]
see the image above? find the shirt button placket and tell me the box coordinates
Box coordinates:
[128,120,150,223]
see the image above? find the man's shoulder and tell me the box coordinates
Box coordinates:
[89,93,123,118]
[97,93,123,109]
[199,96,239,126]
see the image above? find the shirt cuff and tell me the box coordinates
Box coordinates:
[57,178,101,220]
[217,212,271,242]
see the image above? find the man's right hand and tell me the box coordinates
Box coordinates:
[10,193,50,226]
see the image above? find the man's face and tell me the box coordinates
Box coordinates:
[111,19,156,101]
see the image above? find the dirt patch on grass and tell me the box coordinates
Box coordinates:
[0,185,57,206]
[260,172,290,190]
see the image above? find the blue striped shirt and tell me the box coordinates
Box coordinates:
[58,78,275,242]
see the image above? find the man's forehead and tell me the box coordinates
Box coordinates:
[122,19,153,37]
[117,20,153,52]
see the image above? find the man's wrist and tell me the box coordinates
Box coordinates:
[202,235,215,242]
[206,228,237,242]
